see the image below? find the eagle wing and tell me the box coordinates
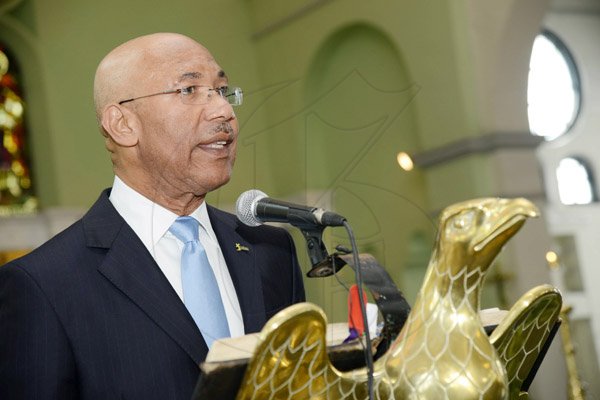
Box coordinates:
[490,284,562,399]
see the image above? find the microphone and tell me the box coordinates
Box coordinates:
[235,189,346,229]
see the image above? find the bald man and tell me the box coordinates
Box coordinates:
[0,33,305,400]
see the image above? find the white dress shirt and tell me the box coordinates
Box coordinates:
[108,176,244,338]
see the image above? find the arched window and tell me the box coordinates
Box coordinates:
[527,30,581,140]
[556,157,597,205]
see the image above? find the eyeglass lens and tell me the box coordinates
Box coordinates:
[181,86,243,106]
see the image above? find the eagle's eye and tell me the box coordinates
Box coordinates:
[452,210,475,230]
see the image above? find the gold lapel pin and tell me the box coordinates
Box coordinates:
[235,243,250,252]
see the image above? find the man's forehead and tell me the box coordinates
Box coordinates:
[138,37,223,74]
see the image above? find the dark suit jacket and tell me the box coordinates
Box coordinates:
[0,189,305,400]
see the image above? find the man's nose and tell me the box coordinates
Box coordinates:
[205,94,235,121]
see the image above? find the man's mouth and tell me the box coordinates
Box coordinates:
[198,137,234,150]
[204,140,231,149]
[197,122,236,150]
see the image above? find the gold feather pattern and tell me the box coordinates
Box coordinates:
[235,198,561,400]
[490,285,562,399]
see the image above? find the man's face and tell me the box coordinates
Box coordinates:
[128,42,239,201]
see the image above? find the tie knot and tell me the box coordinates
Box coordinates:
[169,216,200,243]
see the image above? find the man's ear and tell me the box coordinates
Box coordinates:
[101,104,139,147]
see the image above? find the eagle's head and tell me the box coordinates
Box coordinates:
[435,198,539,273]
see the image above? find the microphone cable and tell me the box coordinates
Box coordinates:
[342,220,374,400]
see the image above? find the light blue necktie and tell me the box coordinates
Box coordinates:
[169,216,230,348]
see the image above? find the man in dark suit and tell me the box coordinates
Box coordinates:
[0,33,305,399]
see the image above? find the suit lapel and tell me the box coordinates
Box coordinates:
[84,190,207,365]
[208,206,266,334]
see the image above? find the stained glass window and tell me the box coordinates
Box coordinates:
[0,44,37,214]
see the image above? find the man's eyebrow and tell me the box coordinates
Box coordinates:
[179,72,202,81]
[177,70,227,82]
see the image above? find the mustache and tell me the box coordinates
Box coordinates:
[212,122,235,136]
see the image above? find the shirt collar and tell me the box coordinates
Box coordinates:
[108,176,215,251]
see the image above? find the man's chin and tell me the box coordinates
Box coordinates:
[195,174,232,197]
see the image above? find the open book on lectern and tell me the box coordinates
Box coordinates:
[192,321,369,400]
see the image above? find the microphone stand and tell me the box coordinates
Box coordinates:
[300,226,346,278]
[298,224,375,400]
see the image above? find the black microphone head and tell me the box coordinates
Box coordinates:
[236,189,268,227]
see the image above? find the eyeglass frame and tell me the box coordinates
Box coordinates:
[117,85,243,106]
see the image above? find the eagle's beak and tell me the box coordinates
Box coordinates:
[473,198,539,253]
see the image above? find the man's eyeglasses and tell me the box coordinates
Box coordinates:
[118,85,243,106]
